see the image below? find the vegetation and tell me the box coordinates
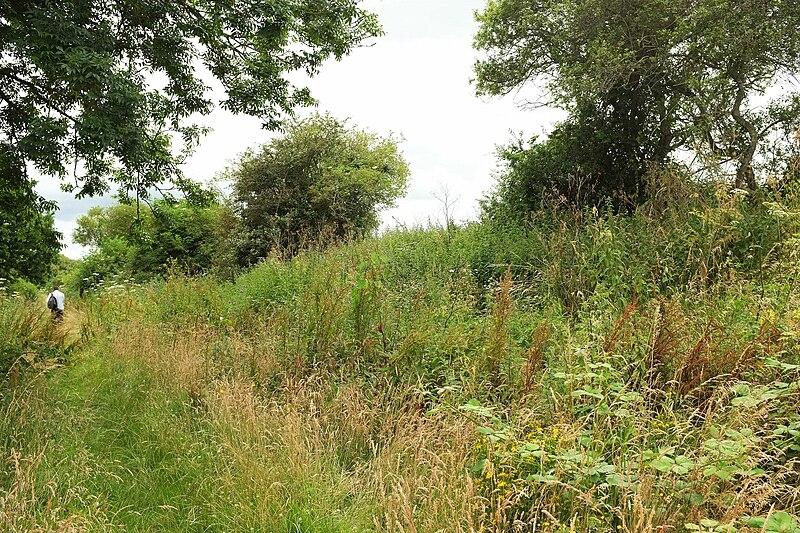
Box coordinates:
[70,198,233,291]
[0,0,382,198]
[2,181,800,531]
[51,112,408,291]
[0,0,381,284]
[0,148,62,286]
[474,0,800,205]
[230,113,409,264]
[0,190,61,287]
[3,1,800,531]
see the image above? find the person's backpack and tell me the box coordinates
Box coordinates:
[47,294,58,311]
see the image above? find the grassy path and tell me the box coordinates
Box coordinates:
[4,312,378,532]
[11,349,234,531]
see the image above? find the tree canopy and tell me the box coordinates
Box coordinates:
[1,0,382,200]
[1,0,380,283]
[230,113,409,264]
[474,0,800,198]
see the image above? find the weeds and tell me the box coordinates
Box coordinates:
[2,188,800,530]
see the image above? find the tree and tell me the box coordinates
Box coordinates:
[230,113,409,264]
[681,0,800,188]
[130,200,230,277]
[73,204,142,249]
[0,146,61,285]
[2,0,381,283]
[73,198,231,286]
[0,0,382,201]
[473,0,800,197]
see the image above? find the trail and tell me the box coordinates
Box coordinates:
[3,307,239,531]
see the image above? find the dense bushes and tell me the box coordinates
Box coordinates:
[67,199,232,294]
[482,103,662,215]
[229,113,409,265]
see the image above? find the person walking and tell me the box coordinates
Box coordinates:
[46,285,65,322]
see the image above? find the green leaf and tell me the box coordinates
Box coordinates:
[527,473,557,483]
[460,399,495,418]
[470,458,486,475]
[743,512,799,532]
[571,389,604,400]
[764,358,800,372]
[765,512,800,532]
[650,456,675,473]
[743,517,766,528]
[687,493,705,506]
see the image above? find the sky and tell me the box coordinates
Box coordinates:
[36,0,564,259]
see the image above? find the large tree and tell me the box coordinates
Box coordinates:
[0,0,382,200]
[474,0,800,195]
[1,0,380,282]
[230,113,409,264]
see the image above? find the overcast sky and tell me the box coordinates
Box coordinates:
[36,0,564,259]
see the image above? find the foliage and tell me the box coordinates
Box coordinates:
[67,237,133,295]
[474,0,800,201]
[0,0,382,201]
[482,177,793,312]
[3,183,800,531]
[230,113,409,264]
[4,278,39,301]
[46,254,79,290]
[0,148,61,285]
[482,108,677,213]
[70,199,231,292]
[72,204,142,249]
[131,200,231,277]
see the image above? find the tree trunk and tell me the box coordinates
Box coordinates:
[731,78,759,190]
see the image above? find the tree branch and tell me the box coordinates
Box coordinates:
[731,76,759,189]
[0,70,79,124]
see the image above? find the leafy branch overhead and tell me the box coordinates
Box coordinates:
[0,0,382,198]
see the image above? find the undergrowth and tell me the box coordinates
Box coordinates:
[2,187,800,531]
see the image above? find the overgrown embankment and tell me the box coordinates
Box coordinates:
[2,189,800,531]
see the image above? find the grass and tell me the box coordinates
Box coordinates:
[2,187,800,531]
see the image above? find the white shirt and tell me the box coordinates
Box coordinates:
[47,290,65,311]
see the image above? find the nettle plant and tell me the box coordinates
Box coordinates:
[460,329,800,530]
[459,356,642,528]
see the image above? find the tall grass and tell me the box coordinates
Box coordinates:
[2,185,800,531]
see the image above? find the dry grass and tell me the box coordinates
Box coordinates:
[90,311,485,530]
